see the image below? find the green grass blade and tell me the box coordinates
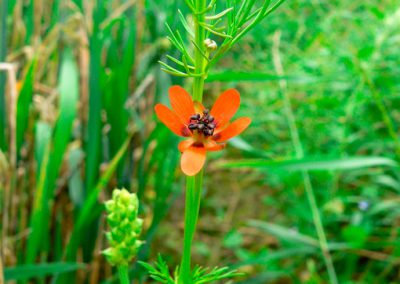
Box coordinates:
[34,122,52,178]
[134,130,179,279]
[249,220,319,247]
[206,70,319,83]
[85,1,104,194]
[247,220,348,254]
[24,0,34,43]
[26,49,79,263]
[103,12,136,183]
[232,247,317,269]
[0,0,8,150]
[68,147,84,207]
[16,58,37,152]
[219,156,399,171]
[64,134,133,261]
[4,263,86,281]
[56,135,132,284]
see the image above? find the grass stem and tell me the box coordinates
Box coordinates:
[272,30,338,284]
[117,265,130,284]
[358,64,400,160]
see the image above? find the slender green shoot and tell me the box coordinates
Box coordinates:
[272,30,338,284]
[180,171,204,283]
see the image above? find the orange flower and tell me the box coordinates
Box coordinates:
[155,86,251,176]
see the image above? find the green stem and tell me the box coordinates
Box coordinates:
[192,0,206,103]
[180,172,203,283]
[180,1,207,282]
[302,172,338,284]
[117,265,130,284]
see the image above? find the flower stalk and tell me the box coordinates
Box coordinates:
[117,266,130,284]
[192,0,207,103]
[152,0,285,283]
[180,171,203,283]
[180,0,207,282]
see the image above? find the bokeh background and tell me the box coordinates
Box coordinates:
[1,0,400,283]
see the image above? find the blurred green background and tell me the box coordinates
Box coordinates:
[1,0,400,283]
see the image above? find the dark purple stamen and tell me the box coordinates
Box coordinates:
[188,109,216,136]
[188,123,198,130]
[190,114,200,120]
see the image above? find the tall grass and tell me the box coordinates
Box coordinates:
[1,0,400,283]
[26,49,79,263]
[0,0,8,149]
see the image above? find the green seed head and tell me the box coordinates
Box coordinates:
[103,188,143,266]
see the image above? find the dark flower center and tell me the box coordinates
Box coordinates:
[188,109,216,136]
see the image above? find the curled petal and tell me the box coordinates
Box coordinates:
[210,89,240,128]
[178,139,194,152]
[169,86,195,124]
[213,117,251,142]
[181,146,206,176]
[155,104,191,137]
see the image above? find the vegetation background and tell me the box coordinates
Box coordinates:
[1,0,400,283]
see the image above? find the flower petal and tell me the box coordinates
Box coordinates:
[155,104,191,137]
[213,117,251,142]
[210,89,240,127]
[178,139,194,152]
[194,101,205,113]
[169,85,195,124]
[181,146,206,176]
[204,140,225,152]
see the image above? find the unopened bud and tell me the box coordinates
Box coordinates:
[204,38,217,51]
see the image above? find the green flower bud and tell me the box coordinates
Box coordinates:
[103,188,143,267]
[104,200,114,212]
